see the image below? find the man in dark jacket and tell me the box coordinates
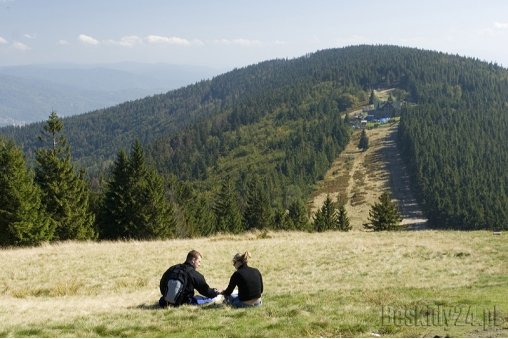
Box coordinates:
[159,250,219,307]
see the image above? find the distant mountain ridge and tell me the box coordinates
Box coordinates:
[3,45,508,231]
[0,62,225,126]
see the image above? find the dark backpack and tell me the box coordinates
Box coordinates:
[159,264,192,307]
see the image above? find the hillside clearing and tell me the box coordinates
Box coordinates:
[309,121,427,229]
[1,231,507,337]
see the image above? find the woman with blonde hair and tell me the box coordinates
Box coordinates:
[219,251,263,308]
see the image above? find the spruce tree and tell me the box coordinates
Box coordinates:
[369,90,379,105]
[0,137,54,247]
[336,204,351,231]
[35,111,96,241]
[287,199,310,231]
[344,112,350,124]
[313,194,336,232]
[243,175,272,230]
[358,129,369,151]
[168,180,213,238]
[99,149,131,239]
[272,207,290,231]
[137,167,176,239]
[364,192,404,231]
[213,175,243,234]
[100,140,176,240]
[191,196,215,237]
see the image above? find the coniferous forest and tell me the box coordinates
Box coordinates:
[2,45,508,246]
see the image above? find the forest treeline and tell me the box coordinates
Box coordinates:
[2,45,508,246]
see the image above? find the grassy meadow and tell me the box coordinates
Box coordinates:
[1,230,508,337]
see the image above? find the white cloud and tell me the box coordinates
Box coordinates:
[79,34,99,45]
[213,38,263,47]
[474,22,508,38]
[0,36,7,44]
[274,40,289,45]
[103,35,143,47]
[494,22,508,29]
[12,42,30,51]
[58,40,69,45]
[23,34,36,39]
[474,28,495,37]
[191,39,204,46]
[146,35,191,46]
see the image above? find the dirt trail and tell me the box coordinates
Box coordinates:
[383,126,427,229]
[309,123,427,230]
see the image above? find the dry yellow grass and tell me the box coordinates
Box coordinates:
[1,230,507,337]
[310,124,396,229]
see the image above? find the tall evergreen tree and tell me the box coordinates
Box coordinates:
[343,112,350,124]
[369,90,379,105]
[213,175,243,234]
[272,207,290,231]
[0,137,54,247]
[137,167,176,239]
[191,196,215,237]
[287,199,310,231]
[313,194,336,232]
[99,149,131,239]
[358,129,369,151]
[35,111,96,241]
[100,140,176,240]
[243,175,272,230]
[170,180,214,238]
[336,204,351,231]
[364,192,404,231]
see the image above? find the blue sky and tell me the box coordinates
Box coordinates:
[1,0,508,70]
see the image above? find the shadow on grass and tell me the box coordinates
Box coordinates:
[134,302,161,310]
[133,301,229,310]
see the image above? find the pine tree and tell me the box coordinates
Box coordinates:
[336,204,351,231]
[272,207,290,231]
[213,175,243,234]
[100,140,176,240]
[168,180,214,238]
[358,129,369,151]
[364,192,404,231]
[369,90,379,105]
[313,194,336,232]
[191,196,215,237]
[287,199,310,231]
[344,112,350,124]
[99,149,131,239]
[35,111,96,241]
[137,167,176,239]
[0,137,54,246]
[243,175,272,230]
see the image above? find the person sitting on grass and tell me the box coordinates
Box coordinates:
[219,251,263,308]
[159,250,220,307]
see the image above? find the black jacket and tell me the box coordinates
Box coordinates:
[223,264,263,301]
[181,262,218,303]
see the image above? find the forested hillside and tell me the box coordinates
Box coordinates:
[2,45,508,243]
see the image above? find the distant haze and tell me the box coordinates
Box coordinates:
[0,63,226,126]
